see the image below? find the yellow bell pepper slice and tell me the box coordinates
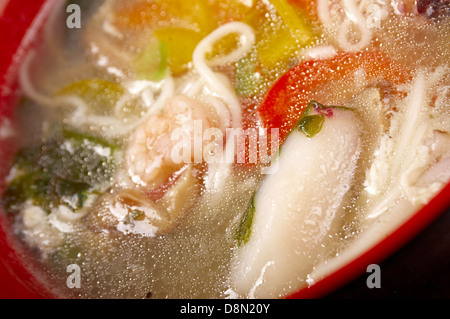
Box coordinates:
[246,0,317,71]
[270,0,315,44]
[154,27,206,76]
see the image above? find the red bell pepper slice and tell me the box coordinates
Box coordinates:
[257,51,412,143]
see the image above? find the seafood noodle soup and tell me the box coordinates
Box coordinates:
[1,0,449,298]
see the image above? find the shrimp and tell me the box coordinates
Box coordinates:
[90,94,224,237]
[126,94,220,188]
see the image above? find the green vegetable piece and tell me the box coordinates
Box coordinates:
[123,209,146,225]
[293,100,353,138]
[61,127,119,152]
[54,177,91,209]
[235,193,256,246]
[296,114,325,138]
[2,171,50,212]
[54,128,117,186]
[2,127,119,214]
[133,40,168,81]
[235,53,267,97]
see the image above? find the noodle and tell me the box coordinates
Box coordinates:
[339,0,372,51]
[192,22,256,195]
[193,21,255,129]
[19,49,176,137]
[178,75,206,97]
[42,0,69,63]
[367,73,428,218]
[200,96,232,132]
[19,50,90,110]
[317,0,373,51]
[301,45,337,60]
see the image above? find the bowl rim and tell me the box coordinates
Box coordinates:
[288,181,450,298]
[0,0,449,299]
[0,0,57,299]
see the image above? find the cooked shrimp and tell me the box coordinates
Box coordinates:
[90,95,222,236]
[126,94,220,187]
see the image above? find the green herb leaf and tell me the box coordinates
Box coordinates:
[235,193,256,246]
[134,40,168,81]
[293,100,353,138]
[235,53,267,97]
[296,114,325,138]
[2,127,119,214]
[123,209,146,225]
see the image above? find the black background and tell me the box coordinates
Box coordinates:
[327,207,450,299]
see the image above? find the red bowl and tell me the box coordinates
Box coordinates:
[0,0,55,299]
[0,0,449,299]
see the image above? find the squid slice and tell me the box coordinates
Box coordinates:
[231,109,361,298]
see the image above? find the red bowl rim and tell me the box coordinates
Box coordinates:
[0,0,449,299]
[0,0,56,299]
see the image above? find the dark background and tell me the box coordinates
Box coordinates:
[327,207,450,299]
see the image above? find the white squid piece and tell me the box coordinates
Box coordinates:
[231,109,361,298]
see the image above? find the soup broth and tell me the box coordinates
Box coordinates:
[1,0,449,298]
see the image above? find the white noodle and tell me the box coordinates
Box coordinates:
[193,21,255,129]
[43,0,69,63]
[180,77,205,97]
[192,22,256,195]
[20,50,122,136]
[336,19,371,52]
[342,0,361,23]
[149,76,175,115]
[317,0,334,26]
[301,45,337,60]
[338,0,372,51]
[20,50,90,110]
[317,0,373,52]
[78,75,175,136]
[177,73,232,131]
[201,95,232,133]
[367,73,427,218]
[20,49,175,137]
